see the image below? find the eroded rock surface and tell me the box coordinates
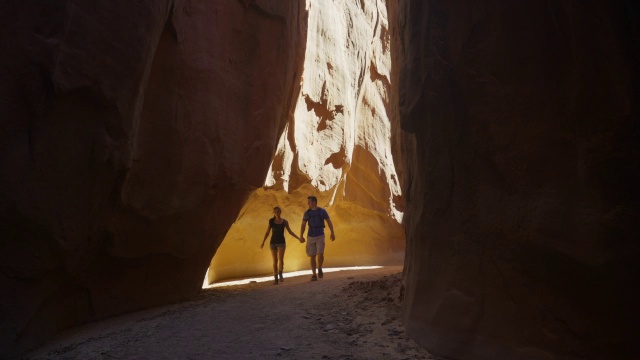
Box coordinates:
[395,1,639,359]
[0,0,305,356]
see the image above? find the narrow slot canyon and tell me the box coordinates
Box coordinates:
[1,1,638,360]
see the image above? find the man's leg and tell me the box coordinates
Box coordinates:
[307,237,318,281]
[310,255,317,276]
[317,235,326,278]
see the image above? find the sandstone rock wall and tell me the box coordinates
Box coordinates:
[395,1,639,359]
[2,0,639,359]
[0,0,305,356]
[208,0,405,283]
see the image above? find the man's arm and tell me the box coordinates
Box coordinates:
[326,218,335,241]
[300,219,307,243]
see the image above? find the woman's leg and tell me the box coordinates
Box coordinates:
[271,248,279,284]
[278,247,285,272]
[271,249,278,275]
[278,247,285,280]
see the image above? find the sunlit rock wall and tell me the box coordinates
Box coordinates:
[208,0,405,283]
[395,1,639,359]
[0,1,305,356]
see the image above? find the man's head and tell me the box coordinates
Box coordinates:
[307,196,318,207]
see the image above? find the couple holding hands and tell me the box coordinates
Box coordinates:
[260,196,336,285]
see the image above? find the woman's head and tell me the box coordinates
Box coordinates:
[273,206,282,216]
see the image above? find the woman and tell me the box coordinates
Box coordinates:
[261,206,302,285]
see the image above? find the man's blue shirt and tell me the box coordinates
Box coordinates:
[304,208,329,237]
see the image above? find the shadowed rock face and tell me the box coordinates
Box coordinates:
[0,0,305,356]
[395,1,639,359]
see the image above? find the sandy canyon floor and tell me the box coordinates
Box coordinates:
[26,266,441,360]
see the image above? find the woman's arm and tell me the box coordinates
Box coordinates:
[261,224,271,249]
[284,220,301,242]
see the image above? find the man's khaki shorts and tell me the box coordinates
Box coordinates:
[306,235,326,256]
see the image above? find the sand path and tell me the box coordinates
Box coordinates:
[26,266,439,360]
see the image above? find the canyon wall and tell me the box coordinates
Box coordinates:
[0,0,305,356]
[395,1,639,359]
[2,0,639,359]
[208,0,405,284]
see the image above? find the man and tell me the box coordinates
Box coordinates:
[300,196,335,281]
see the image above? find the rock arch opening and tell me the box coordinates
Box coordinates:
[206,0,405,285]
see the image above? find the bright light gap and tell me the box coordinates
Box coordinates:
[204,266,383,288]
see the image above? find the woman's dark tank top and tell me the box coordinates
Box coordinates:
[269,218,287,244]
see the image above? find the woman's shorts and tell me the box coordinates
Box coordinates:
[270,243,286,251]
[306,235,325,256]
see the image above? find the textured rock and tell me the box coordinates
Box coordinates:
[0,0,305,356]
[395,1,640,359]
[208,0,405,283]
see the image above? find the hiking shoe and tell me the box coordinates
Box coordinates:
[318,268,323,278]
[311,275,318,281]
